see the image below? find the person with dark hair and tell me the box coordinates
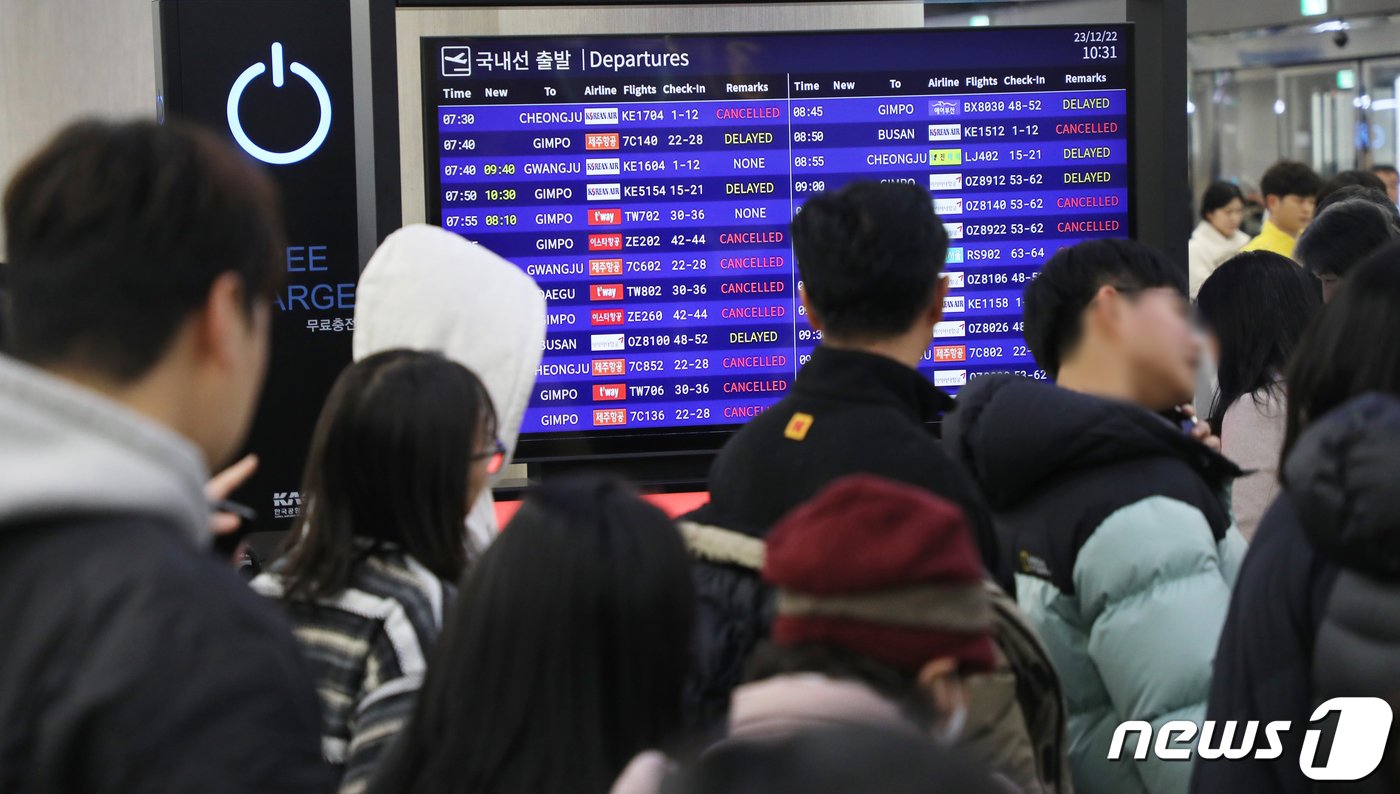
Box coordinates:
[675,724,1005,794]
[1372,163,1399,204]
[1316,168,1388,206]
[366,475,695,794]
[0,119,329,790]
[1188,181,1251,296]
[727,475,1069,793]
[1241,160,1322,258]
[251,350,500,792]
[1313,183,1399,217]
[1294,196,1400,301]
[1193,244,1400,794]
[1195,252,1321,539]
[688,181,1004,732]
[945,238,1246,794]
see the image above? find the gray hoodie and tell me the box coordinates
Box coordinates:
[0,353,210,543]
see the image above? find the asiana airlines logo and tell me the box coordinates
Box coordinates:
[1109,698,1393,781]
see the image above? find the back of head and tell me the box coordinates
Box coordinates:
[1022,238,1184,377]
[1295,198,1400,280]
[374,475,695,794]
[1199,180,1244,219]
[1196,252,1320,427]
[1260,159,1322,200]
[680,724,1004,794]
[1314,184,1400,218]
[277,349,495,600]
[1318,169,1388,206]
[2,119,282,381]
[1284,241,1400,461]
[791,181,948,341]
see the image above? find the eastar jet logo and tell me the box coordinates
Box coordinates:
[588,233,623,251]
[1109,698,1393,781]
[591,309,624,326]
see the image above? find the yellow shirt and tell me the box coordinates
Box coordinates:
[1239,219,1298,259]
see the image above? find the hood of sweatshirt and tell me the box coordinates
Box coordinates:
[727,674,922,742]
[0,354,210,544]
[353,224,546,546]
[944,374,1241,511]
[1285,393,1400,580]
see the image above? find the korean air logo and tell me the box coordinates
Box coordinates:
[934,321,966,338]
[945,247,966,264]
[929,124,963,141]
[587,183,621,201]
[944,271,965,289]
[929,99,961,117]
[929,173,963,191]
[934,198,964,216]
[934,370,968,388]
[586,158,621,176]
[943,295,966,313]
[584,107,619,125]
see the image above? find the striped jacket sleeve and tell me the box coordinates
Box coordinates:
[337,607,431,794]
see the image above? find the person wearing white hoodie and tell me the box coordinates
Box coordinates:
[353,224,546,555]
[1188,181,1252,297]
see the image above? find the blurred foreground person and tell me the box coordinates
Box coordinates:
[0,120,329,791]
[1316,168,1389,206]
[1241,160,1321,258]
[677,724,1005,794]
[1196,252,1320,539]
[253,350,499,792]
[1188,181,1250,296]
[737,475,1069,793]
[1194,244,1400,794]
[687,181,1004,731]
[1294,195,1400,301]
[1374,163,1399,204]
[353,223,545,557]
[368,476,695,794]
[946,239,1245,794]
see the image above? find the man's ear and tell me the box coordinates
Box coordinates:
[1265,194,1281,215]
[917,656,961,716]
[197,272,249,369]
[799,284,823,333]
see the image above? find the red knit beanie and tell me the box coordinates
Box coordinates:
[763,475,998,674]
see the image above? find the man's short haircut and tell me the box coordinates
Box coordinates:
[1315,185,1400,218]
[1318,169,1388,206]
[1022,239,1184,378]
[1260,160,1323,201]
[1296,198,1400,278]
[1373,164,1399,176]
[791,181,948,341]
[3,118,284,382]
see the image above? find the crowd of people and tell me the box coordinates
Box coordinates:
[3,117,1400,794]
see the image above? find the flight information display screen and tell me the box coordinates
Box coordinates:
[421,25,1133,446]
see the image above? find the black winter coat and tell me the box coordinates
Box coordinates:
[0,516,332,794]
[1193,394,1400,794]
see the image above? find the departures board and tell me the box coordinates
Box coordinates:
[421,25,1132,443]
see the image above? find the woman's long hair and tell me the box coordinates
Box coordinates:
[278,349,495,600]
[1196,251,1320,432]
[370,475,696,794]
[1283,241,1400,468]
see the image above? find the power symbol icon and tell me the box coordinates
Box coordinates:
[227,43,331,166]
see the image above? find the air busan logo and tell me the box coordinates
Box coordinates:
[586,157,621,176]
[587,183,621,201]
[929,99,961,117]
[584,107,619,125]
[1109,698,1393,781]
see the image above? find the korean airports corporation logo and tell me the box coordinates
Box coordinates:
[271,490,303,520]
[1109,698,1394,781]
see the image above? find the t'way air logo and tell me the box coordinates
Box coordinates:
[784,412,814,441]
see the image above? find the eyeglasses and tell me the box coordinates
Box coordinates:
[472,438,507,476]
